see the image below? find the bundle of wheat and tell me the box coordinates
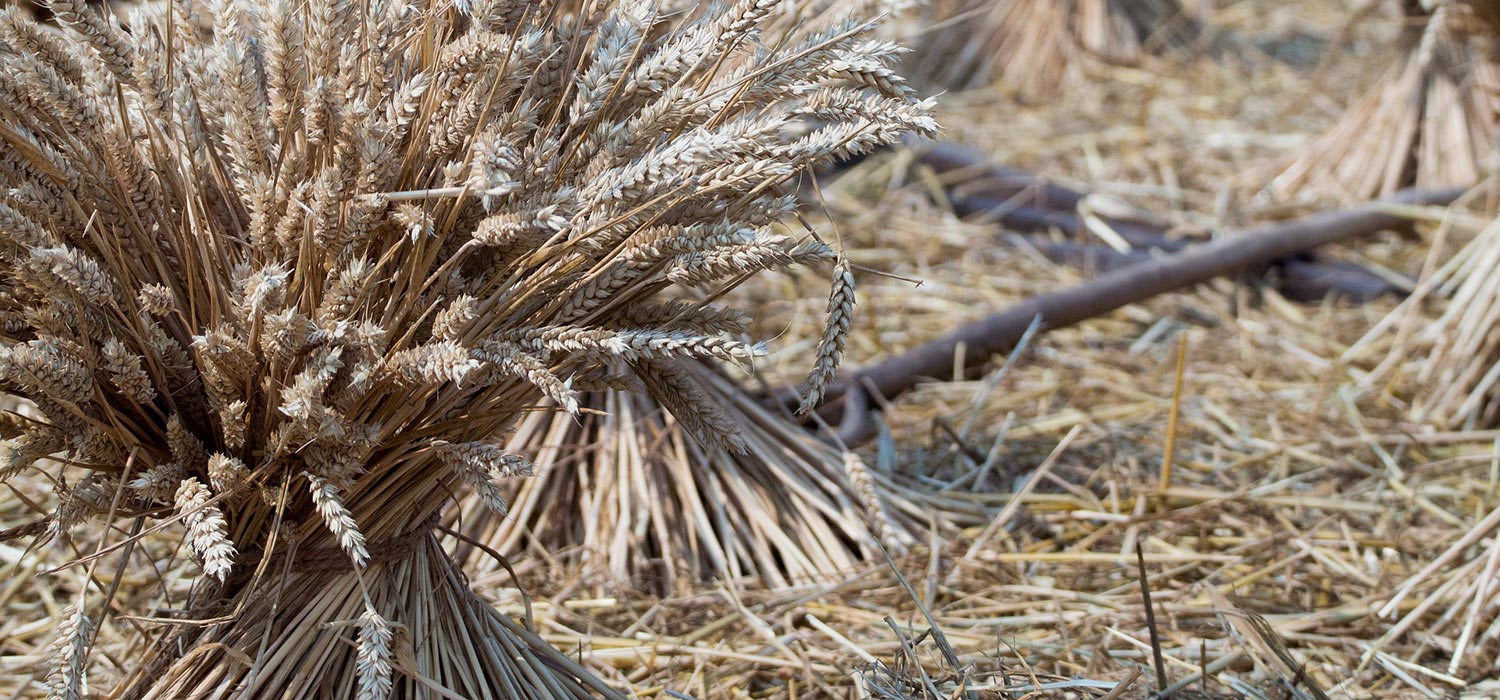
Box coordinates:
[1346,210,1500,430]
[1315,4,1500,425]
[1271,1,1500,202]
[450,359,990,592]
[904,0,1201,94]
[0,0,934,696]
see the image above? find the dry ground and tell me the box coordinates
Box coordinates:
[5,1,1500,699]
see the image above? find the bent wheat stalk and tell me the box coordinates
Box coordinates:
[0,0,934,696]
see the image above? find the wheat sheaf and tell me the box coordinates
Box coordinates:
[0,0,935,696]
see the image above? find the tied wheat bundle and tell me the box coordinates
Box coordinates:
[904,0,1201,94]
[451,358,989,592]
[0,0,935,696]
[1271,0,1500,202]
[1349,210,1500,429]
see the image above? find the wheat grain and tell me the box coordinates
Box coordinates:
[0,427,65,481]
[260,308,315,360]
[822,40,914,98]
[841,451,907,554]
[128,462,187,504]
[166,415,208,470]
[30,247,116,304]
[474,341,580,413]
[636,358,749,453]
[2,338,93,404]
[43,605,92,700]
[6,185,76,237]
[52,471,114,535]
[218,400,247,451]
[0,9,85,87]
[568,0,656,131]
[431,295,477,341]
[263,0,303,132]
[100,338,155,403]
[507,326,762,362]
[192,327,256,399]
[176,477,238,581]
[136,284,175,316]
[390,204,435,243]
[280,347,344,424]
[615,300,751,336]
[0,201,54,252]
[11,50,100,132]
[354,608,394,700]
[217,44,274,178]
[665,235,800,286]
[304,471,370,567]
[384,340,481,387]
[44,0,134,85]
[207,453,250,499]
[433,439,534,479]
[799,254,854,414]
[432,439,516,515]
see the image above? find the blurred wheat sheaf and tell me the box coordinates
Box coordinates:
[1272,0,1500,201]
[906,0,1201,94]
[0,0,935,697]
